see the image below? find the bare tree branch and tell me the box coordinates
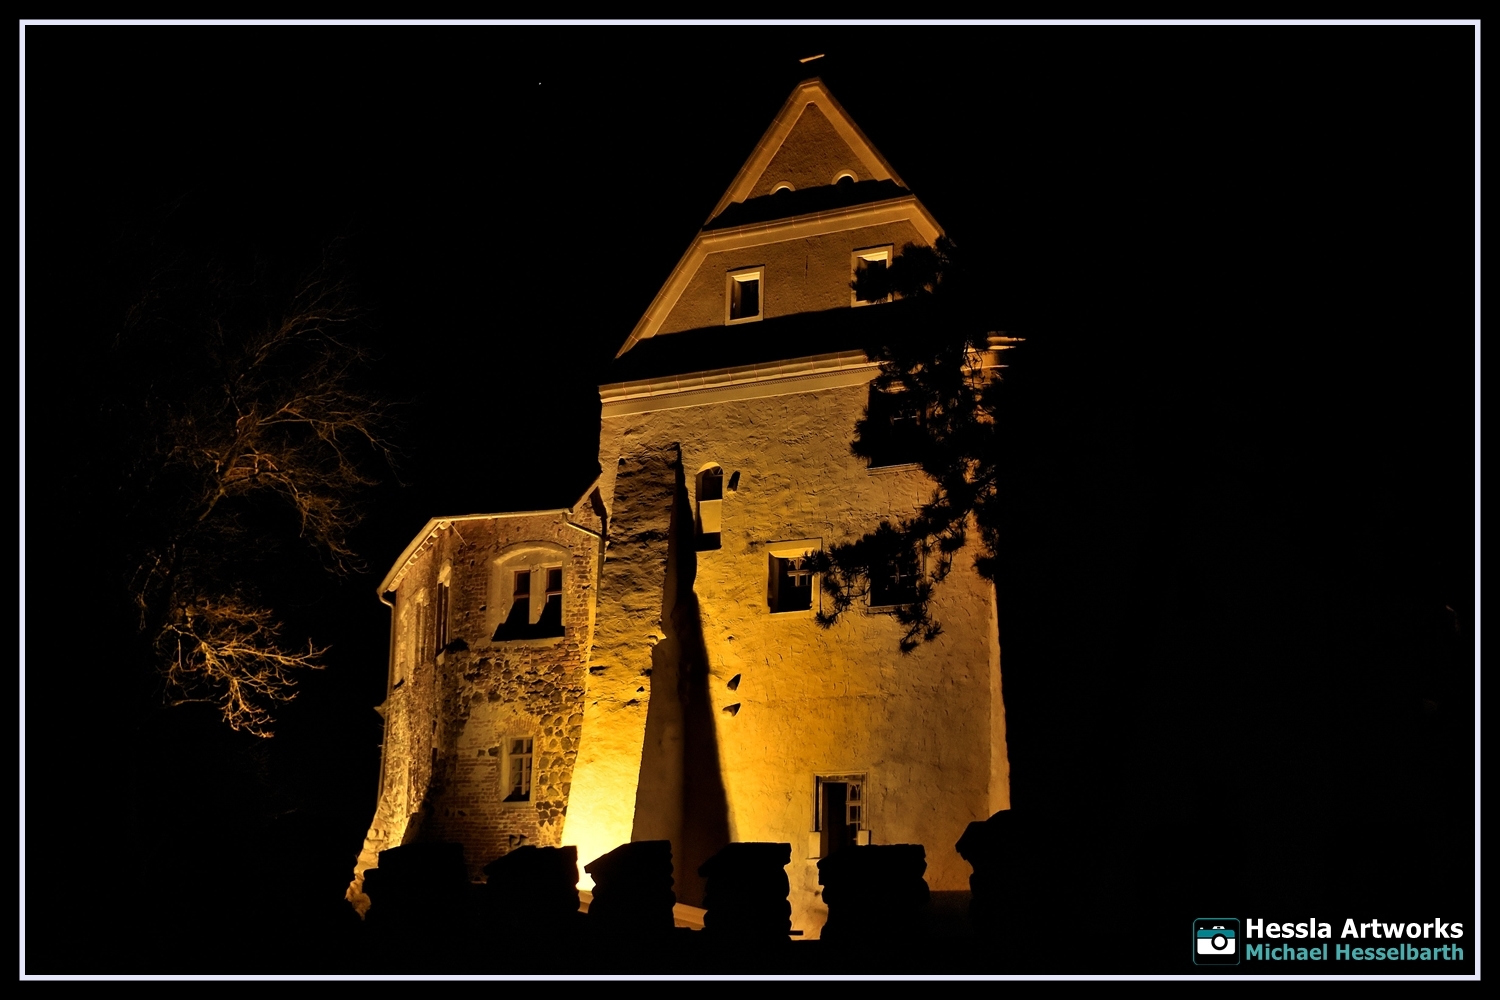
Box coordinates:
[156,598,328,737]
[115,245,397,735]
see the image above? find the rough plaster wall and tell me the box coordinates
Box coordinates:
[562,446,680,885]
[748,103,872,198]
[989,584,1012,817]
[656,220,926,335]
[597,381,1007,937]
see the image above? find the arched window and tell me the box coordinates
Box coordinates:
[490,543,568,641]
[696,465,724,550]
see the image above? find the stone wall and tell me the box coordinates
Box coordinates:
[350,496,603,904]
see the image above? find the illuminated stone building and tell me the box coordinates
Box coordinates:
[351,79,1011,937]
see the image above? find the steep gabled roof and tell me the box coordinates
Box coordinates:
[704,77,909,224]
[613,77,943,361]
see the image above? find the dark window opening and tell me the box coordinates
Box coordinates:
[864,386,926,468]
[492,568,565,641]
[730,276,761,320]
[697,466,724,550]
[854,255,889,303]
[870,547,920,607]
[817,776,865,858]
[769,554,814,613]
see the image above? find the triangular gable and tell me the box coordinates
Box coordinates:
[614,78,941,359]
[704,78,907,224]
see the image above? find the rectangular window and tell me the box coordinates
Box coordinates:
[769,556,814,613]
[435,581,450,655]
[815,773,868,858]
[870,546,921,608]
[505,738,534,802]
[864,385,925,468]
[726,266,765,324]
[493,565,565,641]
[767,539,820,615]
[852,246,893,305]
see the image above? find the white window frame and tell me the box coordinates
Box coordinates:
[808,771,872,859]
[851,244,894,307]
[725,265,766,326]
[503,735,535,803]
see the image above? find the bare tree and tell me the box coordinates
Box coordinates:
[119,249,397,735]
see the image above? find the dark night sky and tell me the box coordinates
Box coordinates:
[25,25,1475,973]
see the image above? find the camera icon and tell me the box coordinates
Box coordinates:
[1192,918,1240,965]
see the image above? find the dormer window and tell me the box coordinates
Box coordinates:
[852,245,894,306]
[726,266,765,325]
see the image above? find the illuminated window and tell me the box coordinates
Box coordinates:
[697,465,723,550]
[726,266,765,325]
[767,539,820,614]
[814,773,869,858]
[504,737,534,802]
[851,245,893,306]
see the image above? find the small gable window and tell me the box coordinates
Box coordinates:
[726,266,765,325]
[852,245,893,306]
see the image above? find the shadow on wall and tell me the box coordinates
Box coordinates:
[632,446,732,908]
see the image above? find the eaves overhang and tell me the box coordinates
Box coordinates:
[379,509,600,601]
[599,350,878,418]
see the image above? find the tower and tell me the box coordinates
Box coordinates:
[352,78,1011,938]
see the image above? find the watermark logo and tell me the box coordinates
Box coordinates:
[1193,918,1240,966]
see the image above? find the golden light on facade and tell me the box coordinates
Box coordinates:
[351,79,1011,938]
